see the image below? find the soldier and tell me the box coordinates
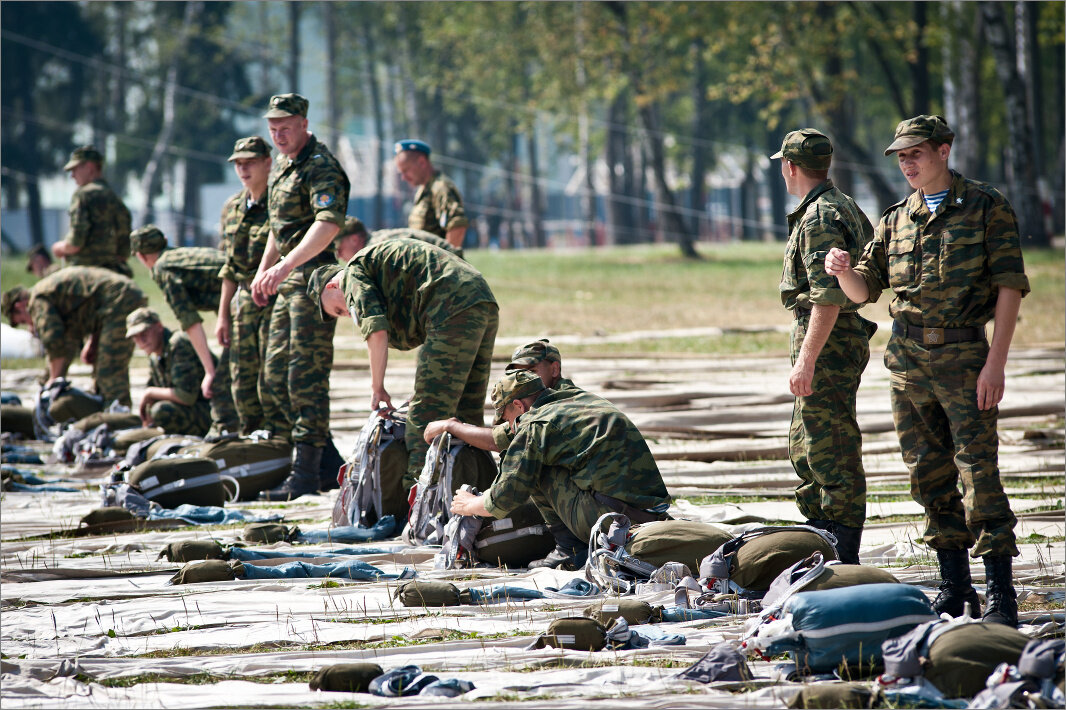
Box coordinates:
[125,307,212,436]
[2,267,146,406]
[251,93,350,500]
[26,244,58,278]
[130,225,238,435]
[450,370,672,570]
[394,139,469,249]
[216,136,273,435]
[334,217,464,262]
[825,115,1030,627]
[308,236,498,492]
[770,129,876,565]
[51,145,133,277]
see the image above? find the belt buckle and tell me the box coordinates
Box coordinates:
[923,327,945,345]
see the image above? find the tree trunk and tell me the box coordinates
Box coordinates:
[605,90,635,245]
[640,103,697,257]
[942,1,981,178]
[1016,2,1043,183]
[288,2,300,91]
[688,39,710,240]
[324,2,339,150]
[574,1,596,245]
[18,75,43,246]
[362,22,385,228]
[910,2,930,115]
[526,127,546,248]
[767,129,787,242]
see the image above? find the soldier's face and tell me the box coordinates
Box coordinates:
[232,157,271,191]
[68,162,97,187]
[780,160,800,197]
[321,281,347,319]
[395,152,430,187]
[896,142,950,192]
[268,116,309,157]
[131,325,163,355]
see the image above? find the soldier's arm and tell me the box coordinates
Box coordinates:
[250,233,281,307]
[216,278,237,348]
[450,487,490,517]
[45,356,71,384]
[184,323,217,397]
[444,226,466,249]
[55,191,90,256]
[977,287,1023,411]
[424,418,500,452]
[52,241,82,257]
[824,249,869,303]
[366,329,392,413]
[790,304,839,397]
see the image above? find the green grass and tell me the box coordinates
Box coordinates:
[82,670,316,688]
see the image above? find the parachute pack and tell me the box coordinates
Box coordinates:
[332,410,410,528]
[180,432,291,501]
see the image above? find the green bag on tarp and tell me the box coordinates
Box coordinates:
[80,507,137,526]
[625,520,732,572]
[925,622,1029,698]
[788,682,882,709]
[180,436,292,501]
[243,523,294,544]
[169,559,240,584]
[309,663,384,692]
[475,502,555,568]
[73,411,141,433]
[49,387,103,423]
[146,434,203,460]
[128,456,226,508]
[536,617,607,651]
[730,531,837,592]
[158,540,226,563]
[112,427,165,453]
[584,599,661,626]
[394,580,463,607]
[1,405,36,438]
[804,564,899,591]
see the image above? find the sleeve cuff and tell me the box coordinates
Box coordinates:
[172,388,198,407]
[218,265,237,283]
[177,312,203,330]
[807,287,848,308]
[445,217,469,231]
[992,273,1031,297]
[481,488,509,519]
[314,210,347,228]
[358,317,388,341]
[491,423,513,452]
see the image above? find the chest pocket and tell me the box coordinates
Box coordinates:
[939,230,985,283]
[780,239,801,291]
[887,236,918,288]
[408,201,430,230]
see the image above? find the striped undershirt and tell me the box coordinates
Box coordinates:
[924,188,949,213]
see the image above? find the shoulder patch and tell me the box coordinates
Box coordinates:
[314,193,335,209]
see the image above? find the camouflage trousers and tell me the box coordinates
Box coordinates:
[886,334,1017,558]
[228,288,273,434]
[93,293,148,407]
[260,269,336,446]
[150,399,211,437]
[404,302,499,488]
[209,345,239,435]
[789,312,871,529]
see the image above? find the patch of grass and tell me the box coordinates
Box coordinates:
[309,580,342,589]
[1019,533,1066,544]
[85,670,316,688]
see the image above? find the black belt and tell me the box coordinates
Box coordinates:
[792,308,859,320]
[592,492,670,525]
[892,321,985,346]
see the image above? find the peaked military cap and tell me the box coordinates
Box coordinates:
[263,93,308,119]
[25,244,52,271]
[130,225,167,255]
[125,307,161,338]
[63,145,104,171]
[307,264,344,322]
[228,136,271,161]
[770,129,833,171]
[506,339,561,372]
[394,139,431,156]
[492,370,545,425]
[1,286,29,325]
[884,115,955,155]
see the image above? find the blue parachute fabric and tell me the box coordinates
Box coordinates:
[227,546,397,562]
[6,481,80,493]
[463,584,546,603]
[239,558,395,581]
[148,505,282,526]
[295,516,397,543]
[659,606,729,622]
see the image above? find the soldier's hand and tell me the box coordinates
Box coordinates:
[201,372,214,400]
[371,387,393,414]
[450,488,489,517]
[424,418,458,444]
[215,315,231,348]
[80,339,97,365]
[824,247,853,276]
[789,360,815,397]
[976,361,1006,410]
[139,398,152,427]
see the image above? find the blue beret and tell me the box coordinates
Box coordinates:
[394,139,431,156]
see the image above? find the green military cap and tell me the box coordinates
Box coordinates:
[63,145,103,171]
[394,139,431,156]
[491,370,545,425]
[263,93,308,119]
[505,338,561,372]
[125,307,161,338]
[227,136,271,161]
[884,115,955,156]
[336,216,367,241]
[1,286,29,325]
[129,224,167,255]
[25,244,52,271]
[307,264,344,321]
[770,129,833,171]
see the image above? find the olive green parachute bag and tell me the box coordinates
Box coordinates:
[180,432,291,501]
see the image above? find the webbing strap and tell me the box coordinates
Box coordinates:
[140,472,224,499]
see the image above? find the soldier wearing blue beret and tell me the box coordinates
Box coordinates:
[394,139,469,249]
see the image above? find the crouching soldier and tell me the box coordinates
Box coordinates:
[125,307,212,435]
[450,370,672,570]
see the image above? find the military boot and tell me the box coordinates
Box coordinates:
[981,555,1018,627]
[318,437,344,492]
[829,522,863,565]
[529,524,588,570]
[932,548,981,618]
[261,443,322,501]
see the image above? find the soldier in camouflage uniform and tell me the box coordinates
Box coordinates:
[771,129,875,565]
[126,308,212,435]
[394,139,469,249]
[309,237,498,488]
[51,146,133,277]
[334,216,464,262]
[216,136,274,435]
[2,267,146,406]
[130,225,238,435]
[826,115,1030,627]
[251,94,350,501]
[451,370,671,570]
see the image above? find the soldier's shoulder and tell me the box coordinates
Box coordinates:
[879,195,910,221]
[432,173,461,194]
[960,175,1010,206]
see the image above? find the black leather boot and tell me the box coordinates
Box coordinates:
[932,548,981,618]
[529,524,589,570]
[829,522,863,565]
[261,443,322,501]
[318,437,344,492]
[981,555,1018,627]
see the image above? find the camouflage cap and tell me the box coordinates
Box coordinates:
[263,93,309,119]
[63,145,104,171]
[884,115,955,156]
[307,264,344,321]
[770,129,833,170]
[394,139,431,156]
[125,307,161,338]
[227,136,271,161]
[1,286,29,325]
[130,224,167,255]
[505,338,561,372]
[491,370,545,425]
[25,244,52,271]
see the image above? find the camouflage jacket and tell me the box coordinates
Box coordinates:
[853,170,1031,328]
[267,134,349,272]
[491,377,579,451]
[780,180,873,313]
[218,189,271,285]
[341,239,495,348]
[151,247,225,330]
[369,227,464,260]
[483,386,671,517]
[148,327,214,407]
[65,179,132,275]
[408,171,468,239]
[27,266,146,360]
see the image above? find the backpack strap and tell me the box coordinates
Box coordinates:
[585,512,661,594]
[699,524,838,595]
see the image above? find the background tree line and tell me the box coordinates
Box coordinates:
[2,1,1062,256]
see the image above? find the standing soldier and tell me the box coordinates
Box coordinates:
[130,225,238,435]
[826,115,1029,627]
[394,139,468,249]
[216,136,274,435]
[251,93,350,500]
[2,267,146,406]
[771,129,875,565]
[51,145,133,277]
